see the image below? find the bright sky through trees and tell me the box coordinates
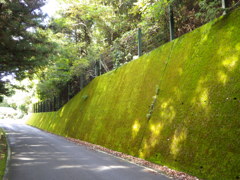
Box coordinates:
[41,0,60,17]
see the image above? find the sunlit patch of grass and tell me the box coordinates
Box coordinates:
[0,128,7,180]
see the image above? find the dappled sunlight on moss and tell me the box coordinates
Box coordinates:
[141,123,165,157]
[170,128,187,159]
[217,71,228,85]
[177,68,183,76]
[222,55,238,71]
[236,43,240,51]
[131,120,141,139]
[199,89,208,107]
[191,78,210,113]
[160,100,176,123]
[149,123,163,137]
[139,122,165,158]
[60,107,66,117]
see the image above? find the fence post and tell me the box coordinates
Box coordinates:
[138,28,142,57]
[94,61,98,76]
[58,95,61,109]
[45,101,47,112]
[48,100,50,112]
[40,102,42,112]
[222,0,229,15]
[53,97,55,111]
[80,75,84,90]
[43,101,45,112]
[55,96,58,110]
[49,99,51,112]
[58,95,61,110]
[99,60,102,75]
[67,82,70,101]
[168,4,174,41]
[44,101,46,112]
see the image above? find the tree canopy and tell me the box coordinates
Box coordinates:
[0,0,54,100]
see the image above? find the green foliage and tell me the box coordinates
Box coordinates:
[0,0,54,99]
[28,8,240,179]
[36,3,116,99]
[196,0,222,21]
[0,128,7,180]
[0,79,37,115]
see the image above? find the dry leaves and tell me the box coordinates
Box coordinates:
[67,137,200,180]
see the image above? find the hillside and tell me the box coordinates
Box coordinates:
[28,8,240,179]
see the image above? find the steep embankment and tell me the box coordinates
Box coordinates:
[28,8,240,179]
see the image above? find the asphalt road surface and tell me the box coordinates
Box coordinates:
[0,120,170,180]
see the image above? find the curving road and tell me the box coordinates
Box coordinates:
[0,120,170,180]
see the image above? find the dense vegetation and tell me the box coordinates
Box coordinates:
[0,128,7,180]
[0,0,55,101]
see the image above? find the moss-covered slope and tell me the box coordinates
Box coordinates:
[28,8,240,179]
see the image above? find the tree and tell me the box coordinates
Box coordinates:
[0,0,54,100]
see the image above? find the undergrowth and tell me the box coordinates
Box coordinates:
[0,128,7,180]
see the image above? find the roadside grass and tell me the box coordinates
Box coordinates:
[0,128,7,180]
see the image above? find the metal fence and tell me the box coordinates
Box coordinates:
[33,62,98,113]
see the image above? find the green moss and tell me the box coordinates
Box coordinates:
[28,8,240,179]
[0,128,7,180]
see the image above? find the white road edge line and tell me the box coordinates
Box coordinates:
[92,148,173,179]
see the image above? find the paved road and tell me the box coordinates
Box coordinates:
[0,120,170,180]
